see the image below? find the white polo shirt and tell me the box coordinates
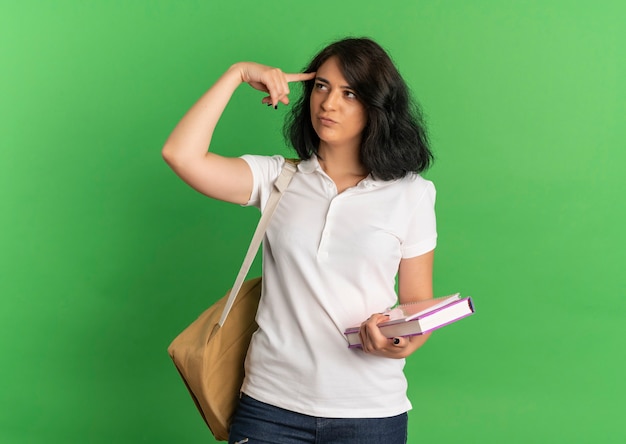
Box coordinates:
[240,154,437,418]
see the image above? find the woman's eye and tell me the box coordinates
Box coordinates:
[345,91,356,99]
[315,82,328,91]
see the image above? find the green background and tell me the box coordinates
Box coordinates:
[2,1,624,442]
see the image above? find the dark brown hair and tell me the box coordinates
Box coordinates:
[284,37,433,180]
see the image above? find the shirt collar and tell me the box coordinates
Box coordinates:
[297,157,320,174]
[297,156,388,189]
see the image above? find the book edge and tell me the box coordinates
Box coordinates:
[345,297,475,348]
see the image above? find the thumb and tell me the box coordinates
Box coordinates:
[391,337,404,347]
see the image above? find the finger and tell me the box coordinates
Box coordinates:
[370,313,390,326]
[248,80,270,94]
[362,329,382,353]
[359,323,375,353]
[359,314,390,353]
[391,337,404,347]
[285,71,316,83]
[259,70,313,108]
[266,70,291,107]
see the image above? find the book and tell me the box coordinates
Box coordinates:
[344,293,475,348]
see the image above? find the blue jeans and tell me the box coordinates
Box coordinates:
[228,393,408,444]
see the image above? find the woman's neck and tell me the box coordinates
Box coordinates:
[317,143,367,177]
[317,143,369,193]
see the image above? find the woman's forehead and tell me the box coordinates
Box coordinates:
[316,57,351,86]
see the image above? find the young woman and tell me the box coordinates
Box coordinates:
[162,37,436,444]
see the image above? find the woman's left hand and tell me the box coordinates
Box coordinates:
[359,313,431,358]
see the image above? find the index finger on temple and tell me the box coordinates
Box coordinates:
[286,71,316,83]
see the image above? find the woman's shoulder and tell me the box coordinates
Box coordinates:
[241,153,285,175]
[395,172,435,191]
[239,154,287,207]
[387,173,436,204]
[241,153,285,167]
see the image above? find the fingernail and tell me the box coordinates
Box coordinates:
[274,105,278,110]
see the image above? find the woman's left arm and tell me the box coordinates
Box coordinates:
[359,250,434,358]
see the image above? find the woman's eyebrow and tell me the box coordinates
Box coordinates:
[314,76,353,90]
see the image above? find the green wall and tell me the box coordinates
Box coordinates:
[2,1,624,442]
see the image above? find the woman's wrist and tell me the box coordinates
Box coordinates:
[227,62,245,83]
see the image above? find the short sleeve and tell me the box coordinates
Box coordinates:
[401,179,437,258]
[240,154,285,210]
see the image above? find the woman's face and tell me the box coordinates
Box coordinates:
[309,56,367,151]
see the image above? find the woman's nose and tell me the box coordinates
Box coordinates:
[321,91,339,110]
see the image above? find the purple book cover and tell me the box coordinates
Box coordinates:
[345,295,475,348]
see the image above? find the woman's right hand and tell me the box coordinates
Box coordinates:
[162,62,314,205]
[235,62,316,108]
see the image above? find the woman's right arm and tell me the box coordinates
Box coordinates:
[161,62,314,204]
